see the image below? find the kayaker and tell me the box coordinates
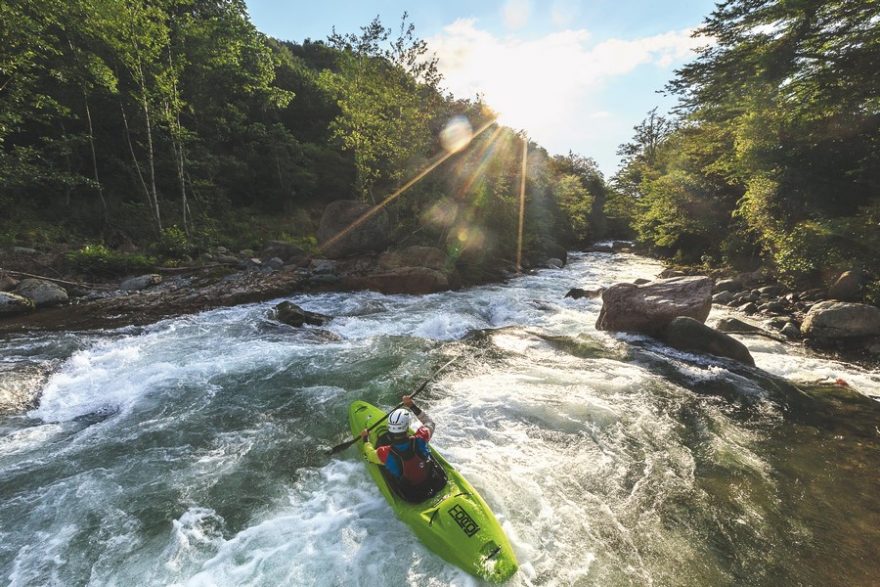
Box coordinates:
[360,395,439,497]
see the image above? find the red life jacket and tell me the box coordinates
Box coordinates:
[389,438,430,485]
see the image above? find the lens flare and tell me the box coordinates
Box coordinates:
[440,116,474,153]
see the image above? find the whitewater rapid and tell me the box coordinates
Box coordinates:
[1,252,878,586]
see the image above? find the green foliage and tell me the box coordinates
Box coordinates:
[66,244,155,276]
[613,0,880,283]
[155,226,191,259]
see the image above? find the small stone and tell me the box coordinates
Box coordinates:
[633,278,651,285]
[546,258,563,269]
[780,322,801,339]
[713,278,742,293]
[713,291,735,305]
[758,284,784,296]
[310,259,337,275]
[266,257,285,270]
[120,274,162,291]
[0,275,19,292]
[12,246,38,255]
[738,302,758,314]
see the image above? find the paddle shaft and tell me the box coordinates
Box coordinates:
[327,354,460,455]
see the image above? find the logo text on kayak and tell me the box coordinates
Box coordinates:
[448,504,479,537]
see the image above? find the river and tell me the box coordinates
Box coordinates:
[1,251,879,586]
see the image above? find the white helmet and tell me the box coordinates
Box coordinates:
[387,408,411,434]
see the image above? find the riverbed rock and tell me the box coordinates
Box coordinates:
[14,279,69,307]
[738,302,758,314]
[828,271,864,302]
[780,322,801,339]
[378,246,447,271]
[546,258,564,269]
[344,267,450,295]
[713,278,742,293]
[801,301,880,339]
[633,278,651,285]
[120,274,162,291]
[662,316,756,366]
[317,200,390,258]
[565,287,605,300]
[265,257,285,270]
[261,240,306,263]
[310,259,337,274]
[273,301,330,327]
[0,275,19,292]
[0,292,35,316]
[713,291,735,305]
[717,317,764,335]
[595,276,713,335]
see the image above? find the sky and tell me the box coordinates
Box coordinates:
[244,0,717,176]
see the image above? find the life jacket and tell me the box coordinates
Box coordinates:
[388,438,430,485]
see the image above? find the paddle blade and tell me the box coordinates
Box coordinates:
[327,437,358,456]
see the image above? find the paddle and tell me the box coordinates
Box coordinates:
[326,354,461,455]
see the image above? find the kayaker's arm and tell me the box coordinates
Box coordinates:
[360,429,384,465]
[403,395,437,440]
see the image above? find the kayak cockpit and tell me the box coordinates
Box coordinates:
[375,431,449,503]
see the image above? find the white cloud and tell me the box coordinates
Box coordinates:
[427,19,707,164]
[550,0,579,28]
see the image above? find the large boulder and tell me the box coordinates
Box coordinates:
[801,301,880,339]
[595,276,713,335]
[344,267,449,295]
[565,287,605,300]
[317,200,390,258]
[120,274,162,291]
[827,271,863,302]
[378,246,447,271]
[662,316,755,366]
[273,302,330,327]
[14,279,68,307]
[0,292,35,316]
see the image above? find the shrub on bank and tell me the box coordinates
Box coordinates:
[67,245,156,277]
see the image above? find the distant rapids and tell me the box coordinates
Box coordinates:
[1,252,879,586]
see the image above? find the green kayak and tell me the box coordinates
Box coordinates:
[348,400,518,583]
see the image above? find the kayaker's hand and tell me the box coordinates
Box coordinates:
[360,429,369,442]
[402,394,414,407]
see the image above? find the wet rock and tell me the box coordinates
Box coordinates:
[801,301,880,339]
[658,268,686,278]
[713,278,742,293]
[317,200,390,258]
[546,258,564,269]
[738,302,758,314]
[217,254,239,264]
[308,274,342,286]
[662,316,755,366]
[565,287,605,300]
[595,276,713,335]
[14,279,68,307]
[713,291,735,305]
[828,271,864,301]
[273,301,330,327]
[0,292,35,316]
[611,241,632,253]
[344,267,449,295]
[633,278,651,285]
[12,246,38,255]
[0,275,19,292]
[120,274,162,291]
[717,317,764,335]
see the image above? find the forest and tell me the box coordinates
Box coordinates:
[0,0,605,277]
[2,0,878,299]
[611,0,880,299]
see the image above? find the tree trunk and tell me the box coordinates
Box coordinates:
[137,58,161,233]
[120,102,155,228]
[83,93,108,226]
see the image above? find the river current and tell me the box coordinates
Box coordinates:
[1,252,879,586]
